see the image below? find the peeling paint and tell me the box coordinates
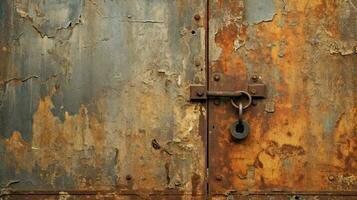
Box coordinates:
[15,0,84,38]
[209,0,357,195]
[329,41,357,55]
[246,0,276,24]
[0,0,207,197]
[0,0,356,198]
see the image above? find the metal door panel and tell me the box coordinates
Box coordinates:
[208,0,356,198]
[0,0,207,198]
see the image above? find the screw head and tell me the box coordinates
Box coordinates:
[196,90,204,97]
[215,175,223,181]
[213,99,220,105]
[251,75,258,82]
[174,180,181,186]
[328,175,335,181]
[126,175,132,181]
[213,74,221,81]
[250,88,256,94]
[194,14,201,21]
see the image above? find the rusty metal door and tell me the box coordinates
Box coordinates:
[1,0,357,199]
[0,1,207,199]
[208,0,356,199]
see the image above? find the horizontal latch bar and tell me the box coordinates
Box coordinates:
[190,84,266,100]
[207,91,243,97]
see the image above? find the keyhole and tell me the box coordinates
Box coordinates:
[236,123,244,133]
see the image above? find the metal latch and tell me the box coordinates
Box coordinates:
[189,83,266,100]
[189,80,266,141]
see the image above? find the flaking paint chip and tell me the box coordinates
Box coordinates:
[265,101,275,113]
[246,0,276,24]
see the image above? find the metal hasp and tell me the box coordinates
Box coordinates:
[189,83,266,101]
[189,80,266,141]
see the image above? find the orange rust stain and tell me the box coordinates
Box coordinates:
[2,96,107,181]
[227,0,245,18]
[310,0,340,37]
[238,25,247,41]
[177,0,186,19]
[215,23,238,54]
[4,131,27,155]
[210,0,356,193]
[3,131,32,172]
[214,23,247,78]
[216,0,225,8]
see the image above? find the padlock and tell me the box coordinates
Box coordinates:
[230,120,250,140]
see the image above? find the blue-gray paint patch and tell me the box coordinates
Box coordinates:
[31,0,84,38]
[0,1,5,26]
[0,0,85,140]
[0,0,206,192]
[0,82,40,141]
[246,0,276,24]
[323,113,337,138]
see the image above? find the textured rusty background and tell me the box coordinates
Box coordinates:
[1,0,356,199]
[208,0,356,199]
[0,0,207,199]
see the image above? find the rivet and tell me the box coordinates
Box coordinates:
[213,74,220,81]
[174,180,181,186]
[194,60,201,66]
[194,14,201,21]
[213,99,220,105]
[251,75,258,82]
[126,175,132,181]
[215,175,223,181]
[328,175,335,181]
[196,90,204,97]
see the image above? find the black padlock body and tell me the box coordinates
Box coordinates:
[230,120,250,140]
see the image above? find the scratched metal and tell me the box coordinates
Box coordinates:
[208,0,356,198]
[0,0,206,198]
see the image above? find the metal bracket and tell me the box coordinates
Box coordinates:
[189,83,266,101]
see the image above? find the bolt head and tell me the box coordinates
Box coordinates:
[215,175,223,181]
[194,14,201,21]
[250,88,256,94]
[126,175,132,181]
[328,175,335,181]
[174,180,181,186]
[213,74,220,81]
[196,90,204,97]
[251,75,258,82]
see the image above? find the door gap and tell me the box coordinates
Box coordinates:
[205,0,210,199]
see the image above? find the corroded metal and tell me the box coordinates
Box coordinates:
[209,0,356,198]
[1,0,356,199]
[189,83,266,100]
[0,0,207,199]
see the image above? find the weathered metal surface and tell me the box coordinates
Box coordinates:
[208,0,357,198]
[189,82,266,100]
[0,0,207,198]
[211,193,357,200]
[1,0,357,199]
